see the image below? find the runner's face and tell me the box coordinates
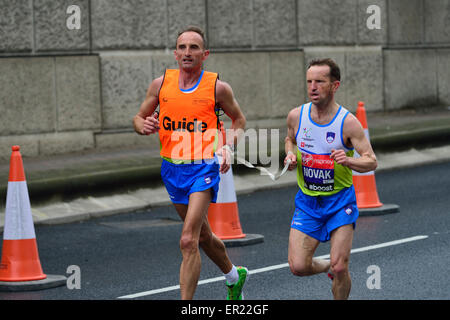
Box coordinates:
[174,32,209,71]
[306,65,339,106]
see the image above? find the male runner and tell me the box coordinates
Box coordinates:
[284,58,377,299]
[133,26,247,300]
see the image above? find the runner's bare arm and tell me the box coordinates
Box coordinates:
[284,108,299,171]
[133,77,163,135]
[215,80,246,173]
[216,80,246,148]
[331,113,377,173]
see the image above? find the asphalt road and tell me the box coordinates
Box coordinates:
[0,161,449,302]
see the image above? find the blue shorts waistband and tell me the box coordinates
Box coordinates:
[295,185,357,218]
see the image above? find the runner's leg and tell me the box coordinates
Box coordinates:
[174,199,233,275]
[329,224,353,300]
[198,216,233,273]
[174,190,211,300]
[288,228,330,276]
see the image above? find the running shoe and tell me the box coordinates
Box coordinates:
[226,266,249,300]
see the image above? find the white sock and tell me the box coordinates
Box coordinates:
[224,265,239,285]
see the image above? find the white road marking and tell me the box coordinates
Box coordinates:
[117,234,428,299]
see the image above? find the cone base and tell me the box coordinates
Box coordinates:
[0,274,67,292]
[222,233,265,248]
[359,203,400,216]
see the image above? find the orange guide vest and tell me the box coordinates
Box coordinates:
[158,69,219,161]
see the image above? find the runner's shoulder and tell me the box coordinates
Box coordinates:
[287,106,302,126]
[343,112,364,135]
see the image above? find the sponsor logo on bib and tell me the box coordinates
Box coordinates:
[302,152,335,192]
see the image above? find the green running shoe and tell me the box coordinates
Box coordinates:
[226,266,249,300]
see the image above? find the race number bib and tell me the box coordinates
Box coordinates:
[301,152,334,192]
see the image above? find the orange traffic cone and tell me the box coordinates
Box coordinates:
[0,146,46,282]
[207,162,246,240]
[352,102,383,208]
[0,146,66,291]
[352,102,399,215]
[207,123,264,247]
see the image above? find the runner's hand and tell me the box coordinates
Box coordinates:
[285,151,297,171]
[142,111,160,135]
[330,149,350,167]
[218,145,232,174]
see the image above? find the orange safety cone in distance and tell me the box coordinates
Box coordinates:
[0,146,46,282]
[352,101,383,208]
[207,122,246,240]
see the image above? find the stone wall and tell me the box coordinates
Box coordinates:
[1,0,449,160]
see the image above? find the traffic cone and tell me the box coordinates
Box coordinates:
[0,146,46,282]
[352,102,383,208]
[207,123,264,247]
[208,162,246,240]
[0,146,66,291]
[352,102,399,215]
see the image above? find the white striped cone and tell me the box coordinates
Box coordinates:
[0,146,46,282]
[207,121,246,240]
[207,155,246,240]
[215,158,237,204]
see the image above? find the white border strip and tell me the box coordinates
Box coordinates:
[118,235,428,299]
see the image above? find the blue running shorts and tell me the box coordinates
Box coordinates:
[290,185,359,242]
[161,158,220,205]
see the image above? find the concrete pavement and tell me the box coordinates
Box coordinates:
[1,106,450,230]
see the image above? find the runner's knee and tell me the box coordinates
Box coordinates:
[330,256,349,277]
[289,258,312,277]
[179,234,199,254]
